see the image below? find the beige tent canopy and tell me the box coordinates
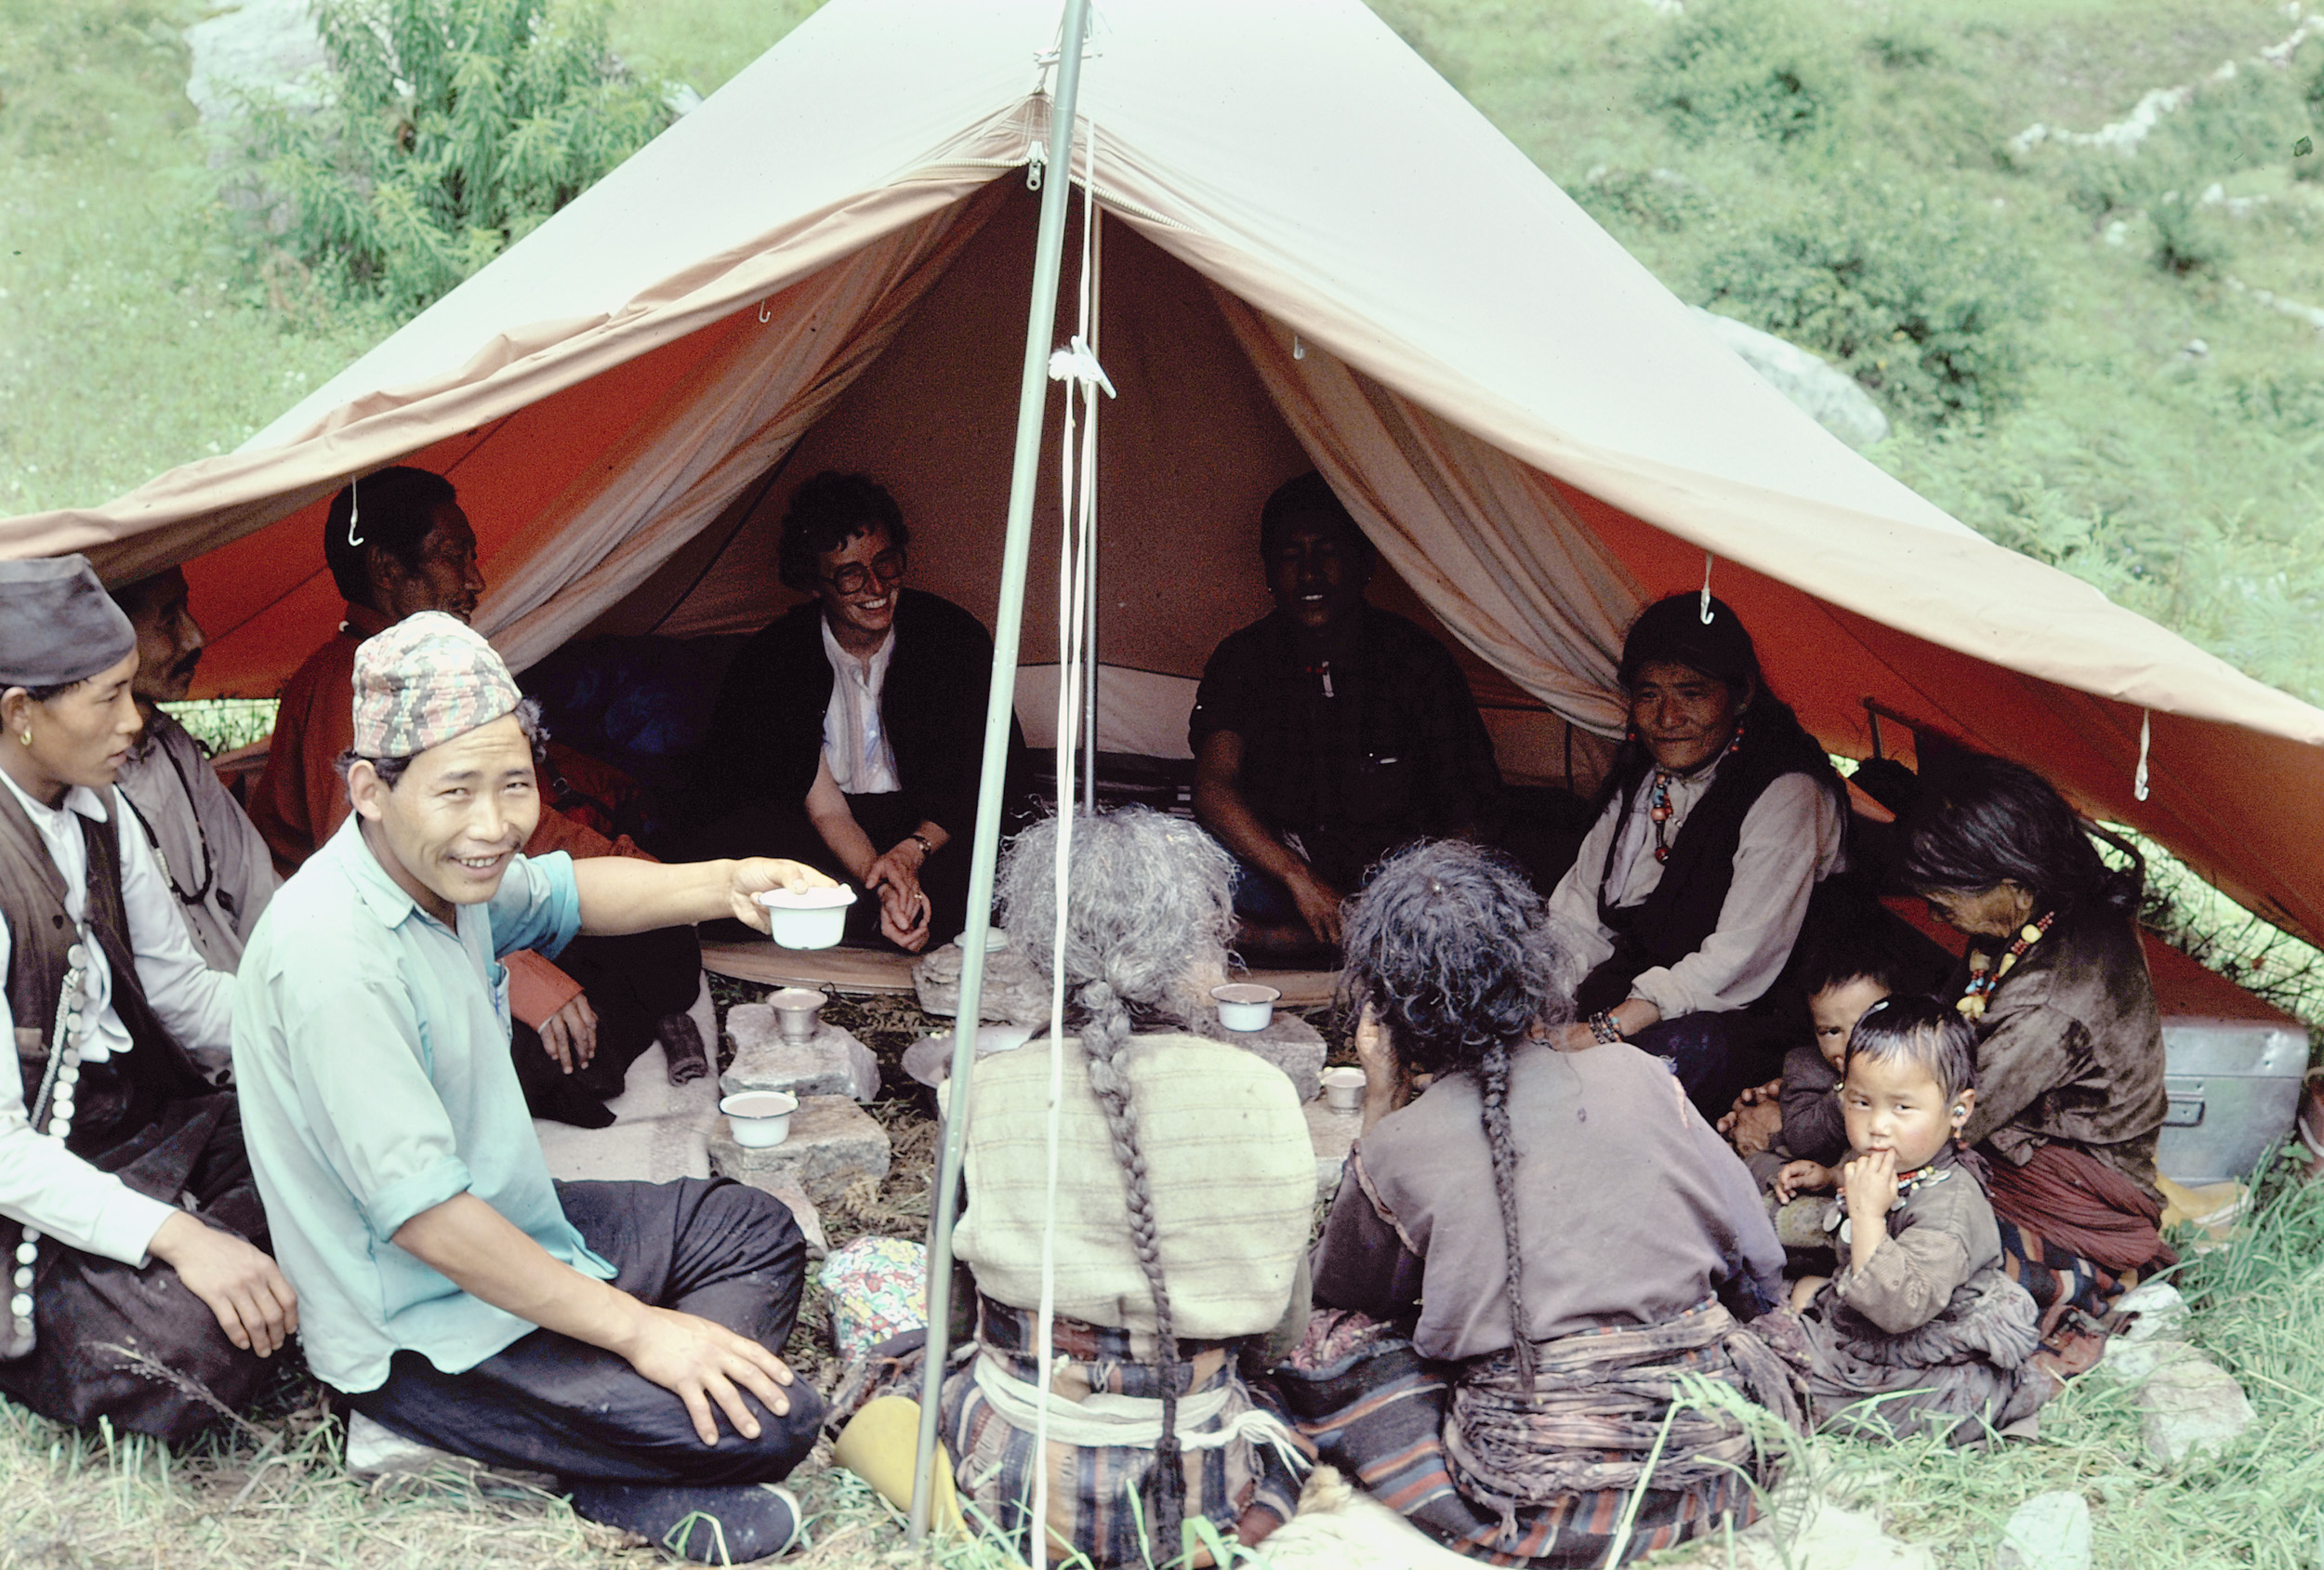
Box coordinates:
[7,0,2324,940]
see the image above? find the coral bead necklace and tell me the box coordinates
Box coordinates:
[1646,722,1746,864]
[1957,910,2056,1021]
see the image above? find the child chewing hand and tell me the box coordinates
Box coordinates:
[1840,1146,1902,1273]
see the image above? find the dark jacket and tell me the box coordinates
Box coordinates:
[700,588,1030,838]
[1189,605,1500,891]
[1956,900,2167,1193]
[1574,706,1837,1017]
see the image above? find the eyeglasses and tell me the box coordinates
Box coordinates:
[822,548,907,597]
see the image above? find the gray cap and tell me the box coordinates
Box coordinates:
[0,556,139,690]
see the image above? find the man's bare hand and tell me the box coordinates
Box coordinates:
[617,1305,797,1445]
[149,1212,299,1357]
[1720,1097,1784,1157]
[535,992,599,1073]
[1287,867,1346,946]
[728,858,841,929]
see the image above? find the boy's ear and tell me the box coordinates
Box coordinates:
[1951,1088,1977,1125]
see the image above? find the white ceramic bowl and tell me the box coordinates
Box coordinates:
[1210,983,1282,1033]
[720,1089,799,1148]
[1321,1065,1367,1114]
[756,885,857,949]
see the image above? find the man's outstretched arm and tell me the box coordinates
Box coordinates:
[568,855,836,938]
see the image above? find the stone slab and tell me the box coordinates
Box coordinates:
[724,1004,879,1102]
[535,982,721,1184]
[1305,1100,1360,1195]
[1208,1012,1327,1100]
[711,1095,892,1205]
[2137,1354,2256,1464]
[2098,1337,2201,1385]
[912,938,1053,1026]
[1996,1491,2091,1570]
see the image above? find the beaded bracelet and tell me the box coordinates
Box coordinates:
[1588,1010,1623,1045]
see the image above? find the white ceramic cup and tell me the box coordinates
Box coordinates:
[720,1089,799,1148]
[769,986,825,1044]
[1210,983,1281,1032]
[756,885,857,949]
[1321,1065,1367,1114]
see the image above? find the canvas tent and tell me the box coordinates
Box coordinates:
[7,0,2324,942]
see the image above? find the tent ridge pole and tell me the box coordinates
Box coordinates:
[908,0,1093,1543]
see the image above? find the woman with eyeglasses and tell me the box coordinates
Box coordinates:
[691,472,1029,951]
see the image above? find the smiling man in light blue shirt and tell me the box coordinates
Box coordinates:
[233,613,836,1563]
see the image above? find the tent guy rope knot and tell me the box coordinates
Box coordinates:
[1048,337,1116,398]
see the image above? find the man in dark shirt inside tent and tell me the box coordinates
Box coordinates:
[1190,472,1501,951]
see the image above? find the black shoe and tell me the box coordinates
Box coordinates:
[568,1480,803,1562]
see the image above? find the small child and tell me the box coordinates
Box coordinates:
[1723,923,1904,1194]
[1764,997,2052,1443]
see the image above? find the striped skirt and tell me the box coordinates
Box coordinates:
[1274,1303,1801,1567]
[937,1296,1310,1568]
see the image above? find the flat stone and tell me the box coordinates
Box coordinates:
[720,1171,827,1260]
[1207,1012,1327,1100]
[710,1095,891,1205]
[1997,1491,2092,1570]
[723,1004,878,1102]
[2137,1354,2256,1464]
[912,937,1052,1026]
[1305,1100,1359,1195]
[2099,1337,2201,1384]
[1646,1482,1932,1569]
[535,1010,721,1185]
[2115,1279,2190,1343]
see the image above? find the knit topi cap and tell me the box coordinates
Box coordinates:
[0,556,139,690]
[350,612,522,759]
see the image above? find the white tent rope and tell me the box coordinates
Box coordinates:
[2135,708,2152,802]
[1027,116,1111,1570]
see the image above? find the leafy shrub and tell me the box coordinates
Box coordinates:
[1645,0,1842,146]
[229,0,673,315]
[2147,191,2230,277]
[1697,178,2044,427]
[1570,165,1715,235]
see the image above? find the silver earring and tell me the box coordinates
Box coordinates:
[15,732,25,746]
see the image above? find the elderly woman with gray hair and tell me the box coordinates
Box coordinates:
[939,808,1317,1567]
[1290,840,1793,1566]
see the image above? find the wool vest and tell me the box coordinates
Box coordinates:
[1575,722,1834,1018]
[0,784,208,1153]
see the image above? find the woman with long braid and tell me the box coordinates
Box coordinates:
[1296,841,1796,1566]
[940,809,1317,1566]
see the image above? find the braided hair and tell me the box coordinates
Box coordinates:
[997,808,1237,1554]
[1338,841,1578,1386]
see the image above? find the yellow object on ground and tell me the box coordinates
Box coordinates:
[2157,1173,2247,1244]
[832,1395,969,1538]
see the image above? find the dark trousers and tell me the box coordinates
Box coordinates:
[685,792,971,950]
[1628,1012,1781,1124]
[345,1178,825,1484]
[0,1094,275,1446]
[513,924,704,1125]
